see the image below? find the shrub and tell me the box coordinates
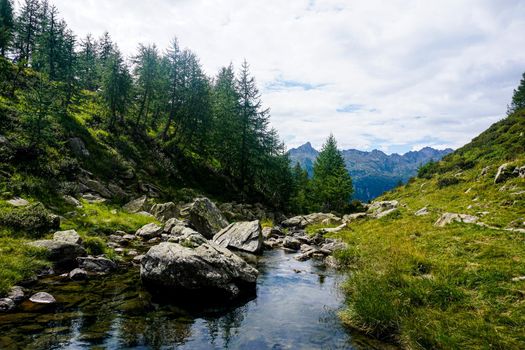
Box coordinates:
[82,236,107,255]
[0,203,59,236]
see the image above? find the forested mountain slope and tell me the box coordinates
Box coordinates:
[289,143,452,201]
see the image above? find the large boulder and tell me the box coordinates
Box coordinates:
[213,220,263,254]
[150,202,179,221]
[53,229,82,245]
[180,198,228,239]
[123,196,150,213]
[434,213,479,227]
[135,223,162,240]
[281,213,341,228]
[29,240,86,266]
[140,242,258,299]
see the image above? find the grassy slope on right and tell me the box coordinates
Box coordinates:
[333,112,525,349]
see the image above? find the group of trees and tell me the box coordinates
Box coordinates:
[0,0,355,212]
[290,135,353,213]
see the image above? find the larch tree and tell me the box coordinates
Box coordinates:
[0,0,14,57]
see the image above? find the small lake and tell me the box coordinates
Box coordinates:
[0,250,392,349]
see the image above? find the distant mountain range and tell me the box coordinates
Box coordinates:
[288,142,453,202]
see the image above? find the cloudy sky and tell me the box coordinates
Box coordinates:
[37,0,525,153]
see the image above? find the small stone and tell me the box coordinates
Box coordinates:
[7,197,29,207]
[69,268,88,281]
[0,298,15,312]
[29,292,56,304]
[511,276,525,282]
[7,286,25,303]
[63,195,81,207]
[53,230,82,244]
[415,207,429,216]
[132,255,145,264]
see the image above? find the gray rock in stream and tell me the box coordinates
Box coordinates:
[0,298,15,312]
[29,240,86,266]
[140,242,258,299]
[180,198,229,239]
[29,292,56,304]
[213,220,263,254]
[77,256,116,273]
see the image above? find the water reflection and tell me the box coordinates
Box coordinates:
[0,250,391,350]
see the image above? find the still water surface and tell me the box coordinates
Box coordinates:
[0,250,392,349]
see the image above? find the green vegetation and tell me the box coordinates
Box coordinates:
[333,111,525,348]
[290,135,355,214]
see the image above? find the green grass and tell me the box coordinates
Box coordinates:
[0,231,50,295]
[260,218,274,228]
[330,125,525,349]
[61,200,157,235]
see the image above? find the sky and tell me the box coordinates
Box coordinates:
[31,0,525,154]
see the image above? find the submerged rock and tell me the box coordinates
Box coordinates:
[180,198,229,238]
[0,298,15,312]
[69,268,88,281]
[213,220,263,254]
[77,256,116,273]
[140,242,258,299]
[29,292,56,304]
[282,237,301,251]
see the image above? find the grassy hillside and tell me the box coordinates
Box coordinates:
[332,112,525,349]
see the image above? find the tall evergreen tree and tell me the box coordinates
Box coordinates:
[0,0,14,57]
[14,0,41,64]
[236,59,270,194]
[78,34,98,91]
[211,64,241,173]
[102,49,131,130]
[508,72,525,115]
[133,43,160,127]
[311,134,353,212]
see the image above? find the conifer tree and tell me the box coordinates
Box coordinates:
[311,134,353,212]
[508,72,525,115]
[103,49,131,130]
[14,0,41,64]
[0,0,14,57]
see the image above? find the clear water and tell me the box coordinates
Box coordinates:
[0,250,392,349]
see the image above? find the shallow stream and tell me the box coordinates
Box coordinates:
[0,250,392,349]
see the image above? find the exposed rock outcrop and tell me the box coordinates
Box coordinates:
[281,213,341,228]
[180,198,228,239]
[213,220,263,254]
[140,242,258,299]
[434,213,479,227]
[368,200,399,218]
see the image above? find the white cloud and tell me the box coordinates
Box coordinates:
[32,0,525,153]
